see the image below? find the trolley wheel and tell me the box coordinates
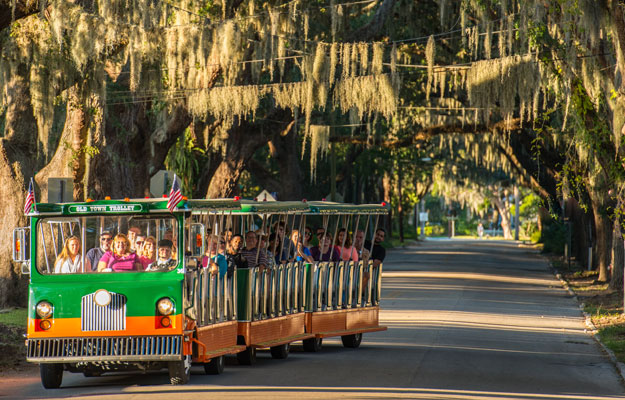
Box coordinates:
[40,363,63,389]
[303,337,323,352]
[341,333,362,348]
[168,355,191,385]
[236,346,257,365]
[204,355,225,375]
[270,343,290,359]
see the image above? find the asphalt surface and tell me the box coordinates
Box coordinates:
[3,239,624,399]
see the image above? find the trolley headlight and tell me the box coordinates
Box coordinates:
[94,289,112,307]
[36,301,53,319]
[157,298,174,315]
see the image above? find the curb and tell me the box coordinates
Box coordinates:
[553,270,625,384]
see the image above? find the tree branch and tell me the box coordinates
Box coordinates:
[330,119,522,148]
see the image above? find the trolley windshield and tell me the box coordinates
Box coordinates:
[35,215,178,275]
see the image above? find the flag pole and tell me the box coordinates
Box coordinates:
[31,177,38,213]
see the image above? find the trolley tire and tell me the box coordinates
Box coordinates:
[303,337,323,352]
[168,355,191,385]
[204,355,225,375]
[270,343,290,359]
[341,333,362,348]
[236,346,256,365]
[40,363,63,389]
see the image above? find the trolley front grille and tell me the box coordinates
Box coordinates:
[26,336,182,362]
[81,292,126,331]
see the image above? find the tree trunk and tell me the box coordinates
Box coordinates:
[610,217,624,291]
[205,120,270,198]
[491,195,512,239]
[382,171,392,238]
[589,189,612,282]
[0,65,40,307]
[88,102,190,198]
[266,120,302,200]
[397,160,404,243]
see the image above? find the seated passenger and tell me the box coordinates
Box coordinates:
[127,226,141,253]
[146,239,178,272]
[335,228,359,262]
[139,236,157,270]
[97,234,142,272]
[240,231,268,271]
[54,236,82,274]
[310,233,340,262]
[291,230,314,263]
[226,234,248,271]
[202,236,228,278]
[86,231,112,271]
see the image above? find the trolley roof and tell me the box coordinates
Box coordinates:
[29,198,241,216]
[306,201,389,215]
[237,200,310,214]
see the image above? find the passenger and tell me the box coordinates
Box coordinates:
[54,236,82,274]
[290,230,314,263]
[272,221,290,263]
[258,235,276,268]
[310,233,340,262]
[303,226,314,248]
[134,234,146,256]
[311,226,325,247]
[146,239,178,272]
[353,229,370,260]
[363,228,386,286]
[202,236,228,278]
[85,231,112,271]
[226,234,248,271]
[97,234,142,272]
[363,228,386,266]
[335,228,359,262]
[139,236,157,270]
[240,231,268,271]
[127,227,141,253]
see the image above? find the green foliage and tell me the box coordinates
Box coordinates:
[539,220,567,255]
[165,128,206,195]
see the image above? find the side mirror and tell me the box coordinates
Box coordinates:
[13,227,31,275]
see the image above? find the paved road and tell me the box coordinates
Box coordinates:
[3,239,624,399]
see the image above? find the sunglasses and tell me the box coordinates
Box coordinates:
[101,238,112,242]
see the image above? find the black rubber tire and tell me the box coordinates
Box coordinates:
[302,337,323,352]
[270,343,290,359]
[40,363,63,389]
[236,346,257,365]
[204,355,225,375]
[341,333,363,348]
[168,355,191,385]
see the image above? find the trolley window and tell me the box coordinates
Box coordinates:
[35,215,178,275]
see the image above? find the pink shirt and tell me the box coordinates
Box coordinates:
[139,256,154,270]
[337,246,359,262]
[99,252,140,272]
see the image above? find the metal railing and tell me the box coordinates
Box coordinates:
[307,260,383,312]
[188,266,237,326]
[251,262,306,321]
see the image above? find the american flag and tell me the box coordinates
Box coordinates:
[166,174,183,212]
[24,178,36,214]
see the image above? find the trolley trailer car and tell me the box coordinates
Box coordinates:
[13,198,388,388]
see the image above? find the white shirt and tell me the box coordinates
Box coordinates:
[54,256,82,274]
